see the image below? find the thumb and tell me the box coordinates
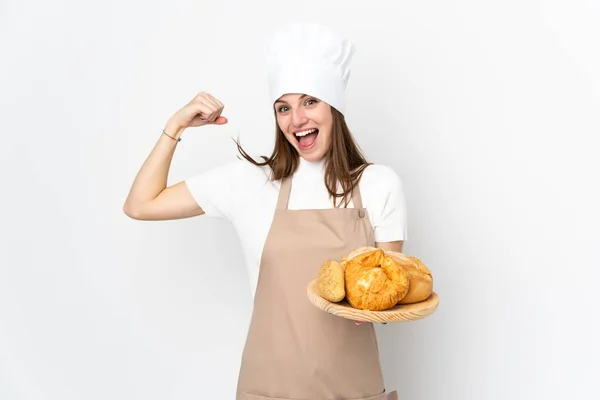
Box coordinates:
[207,116,228,125]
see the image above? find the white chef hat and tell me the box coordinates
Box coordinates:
[264,22,356,115]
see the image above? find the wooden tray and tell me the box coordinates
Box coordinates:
[306,278,439,323]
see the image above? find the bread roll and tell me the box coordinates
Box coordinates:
[381,256,410,302]
[344,249,410,311]
[317,260,346,302]
[387,252,433,304]
[341,246,378,264]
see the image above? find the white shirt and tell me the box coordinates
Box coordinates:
[185,157,407,298]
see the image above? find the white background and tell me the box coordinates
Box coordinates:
[1,0,599,399]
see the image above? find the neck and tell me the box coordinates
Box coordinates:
[297,156,325,171]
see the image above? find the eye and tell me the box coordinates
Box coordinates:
[305,98,318,106]
[277,105,289,113]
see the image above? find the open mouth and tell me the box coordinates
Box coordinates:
[294,128,319,150]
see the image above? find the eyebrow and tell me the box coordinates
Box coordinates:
[275,94,309,105]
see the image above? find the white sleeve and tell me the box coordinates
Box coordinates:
[369,166,408,243]
[184,160,243,221]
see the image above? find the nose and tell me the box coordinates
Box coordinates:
[291,108,309,127]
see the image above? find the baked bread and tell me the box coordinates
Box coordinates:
[387,251,433,304]
[340,246,378,265]
[317,260,346,302]
[381,255,411,302]
[344,249,410,311]
[316,247,433,310]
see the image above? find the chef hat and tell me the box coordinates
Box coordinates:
[264,22,356,115]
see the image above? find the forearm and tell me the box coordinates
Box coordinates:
[123,124,185,209]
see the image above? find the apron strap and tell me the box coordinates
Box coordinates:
[277,176,293,210]
[351,181,364,210]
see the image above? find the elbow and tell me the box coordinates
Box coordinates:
[123,201,143,220]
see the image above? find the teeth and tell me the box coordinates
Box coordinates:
[294,128,317,137]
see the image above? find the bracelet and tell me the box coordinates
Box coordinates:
[162,129,181,142]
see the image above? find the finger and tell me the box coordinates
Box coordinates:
[194,92,222,121]
[193,91,210,102]
[186,102,214,127]
[206,99,224,122]
[189,114,208,126]
[206,115,228,125]
[204,92,220,106]
[193,100,217,121]
[201,95,221,117]
[194,93,224,122]
[205,105,220,122]
[207,93,225,111]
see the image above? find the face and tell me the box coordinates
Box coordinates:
[274,93,333,162]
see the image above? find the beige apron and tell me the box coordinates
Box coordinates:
[236,175,398,400]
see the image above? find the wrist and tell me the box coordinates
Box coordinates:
[163,123,185,140]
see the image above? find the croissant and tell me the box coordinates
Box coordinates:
[386,251,433,304]
[344,249,410,311]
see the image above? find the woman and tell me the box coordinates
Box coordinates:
[124,23,405,400]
